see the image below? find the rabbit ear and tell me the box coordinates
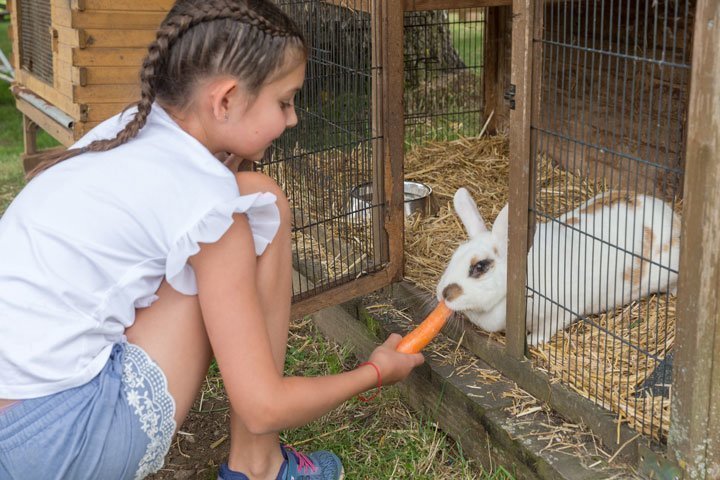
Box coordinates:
[453,188,488,238]
[492,204,509,253]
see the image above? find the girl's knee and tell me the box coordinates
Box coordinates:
[234,171,291,227]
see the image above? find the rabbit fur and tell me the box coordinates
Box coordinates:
[437,188,680,346]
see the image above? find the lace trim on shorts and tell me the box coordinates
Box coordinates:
[122,344,177,480]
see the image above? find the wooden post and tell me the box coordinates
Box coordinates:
[504,0,535,360]
[668,1,720,479]
[483,5,512,134]
[370,0,387,270]
[22,115,38,156]
[381,0,405,282]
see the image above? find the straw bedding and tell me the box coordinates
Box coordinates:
[403,135,676,443]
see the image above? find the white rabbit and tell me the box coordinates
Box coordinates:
[437,188,681,346]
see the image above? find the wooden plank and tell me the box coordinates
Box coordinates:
[22,146,66,174]
[71,10,165,30]
[321,0,371,14]
[404,0,511,11]
[72,47,147,67]
[310,304,540,478]
[290,268,393,320]
[313,288,641,475]
[82,102,132,122]
[668,1,720,478]
[55,59,74,84]
[15,96,75,146]
[504,0,535,359]
[79,29,156,49]
[56,42,72,65]
[79,66,140,85]
[73,84,140,103]
[54,24,80,48]
[14,72,80,118]
[370,0,385,272]
[382,0,406,282]
[51,2,72,28]
[483,6,512,134]
[22,114,38,155]
[73,120,102,137]
[72,0,173,11]
[321,0,514,14]
[393,281,641,463]
[54,70,75,100]
[8,0,20,69]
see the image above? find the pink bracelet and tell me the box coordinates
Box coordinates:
[357,361,382,402]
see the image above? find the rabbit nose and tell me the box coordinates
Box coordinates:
[442,283,463,302]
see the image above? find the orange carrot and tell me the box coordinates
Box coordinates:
[396,300,454,353]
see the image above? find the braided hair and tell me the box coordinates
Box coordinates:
[27,0,306,179]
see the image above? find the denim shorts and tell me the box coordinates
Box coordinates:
[0,343,176,480]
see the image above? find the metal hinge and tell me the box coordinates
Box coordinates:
[638,444,683,480]
[504,84,516,110]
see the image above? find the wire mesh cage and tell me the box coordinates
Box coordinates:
[527,0,693,445]
[404,8,486,145]
[267,0,695,452]
[267,1,491,306]
[16,0,52,84]
[269,0,386,304]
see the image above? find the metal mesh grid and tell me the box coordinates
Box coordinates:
[404,8,486,146]
[529,0,692,445]
[17,0,53,84]
[269,0,383,301]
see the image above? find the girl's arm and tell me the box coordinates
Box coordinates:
[190,213,423,435]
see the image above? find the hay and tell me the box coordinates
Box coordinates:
[404,135,676,443]
[272,144,377,286]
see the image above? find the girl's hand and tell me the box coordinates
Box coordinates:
[367,333,425,386]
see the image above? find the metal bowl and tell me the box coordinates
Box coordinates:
[348,181,436,219]
[402,180,435,217]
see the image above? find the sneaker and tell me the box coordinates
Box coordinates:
[277,445,344,480]
[217,445,344,480]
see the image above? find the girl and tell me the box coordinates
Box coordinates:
[0,1,424,479]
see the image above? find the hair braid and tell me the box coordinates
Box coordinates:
[27,0,304,181]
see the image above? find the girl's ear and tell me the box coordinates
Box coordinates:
[453,187,488,239]
[209,78,239,122]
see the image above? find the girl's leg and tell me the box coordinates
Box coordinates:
[125,280,212,427]
[125,171,293,479]
[225,172,293,478]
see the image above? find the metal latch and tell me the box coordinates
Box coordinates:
[504,84,516,110]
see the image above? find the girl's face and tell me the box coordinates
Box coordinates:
[224,58,306,161]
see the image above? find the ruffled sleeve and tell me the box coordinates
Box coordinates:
[165,192,281,295]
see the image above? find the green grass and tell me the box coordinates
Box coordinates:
[448,12,485,69]
[279,319,516,479]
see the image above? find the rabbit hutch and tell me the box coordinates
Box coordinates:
[6,0,165,169]
[7,0,719,478]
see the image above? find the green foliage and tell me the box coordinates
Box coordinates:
[449,12,485,68]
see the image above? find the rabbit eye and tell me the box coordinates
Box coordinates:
[469,259,493,278]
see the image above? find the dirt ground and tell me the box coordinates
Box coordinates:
[148,394,231,480]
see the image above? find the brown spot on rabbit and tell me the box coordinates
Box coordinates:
[579,191,636,216]
[442,283,463,302]
[565,217,580,225]
[625,226,655,289]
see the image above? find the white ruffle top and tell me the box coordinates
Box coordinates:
[0,105,281,399]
